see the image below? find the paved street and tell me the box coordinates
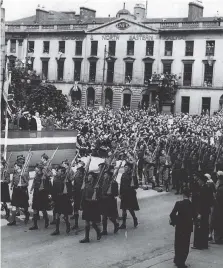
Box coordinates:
[2,189,223,268]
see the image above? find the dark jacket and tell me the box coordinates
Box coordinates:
[19,116,29,130]
[30,117,37,131]
[170,199,194,233]
[197,183,214,216]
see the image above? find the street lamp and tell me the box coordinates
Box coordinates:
[100,45,113,110]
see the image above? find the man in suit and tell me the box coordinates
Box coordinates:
[170,187,195,268]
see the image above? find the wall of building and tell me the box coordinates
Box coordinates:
[160,32,223,88]
[83,33,159,84]
[0,8,5,96]
[175,88,223,115]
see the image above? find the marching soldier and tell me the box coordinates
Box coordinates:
[158,149,172,191]
[137,145,145,186]
[143,148,156,189]
[172,154,182,195]
[29,164,50,230]
[71,161,85,230]
[51,166,73,235]
[1,157,10,219]
[79,172,101,243]
[119,162,139,229]
[8,162,30,226]
[100,170,119,235]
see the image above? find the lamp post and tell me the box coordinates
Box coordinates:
[100,45,107,110]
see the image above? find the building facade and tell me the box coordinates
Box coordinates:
[0,4,5,103]
[5,1,223,114]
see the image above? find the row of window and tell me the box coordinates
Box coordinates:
[38,59,214,86]
[181,96,211,114]
[9,39,216,57]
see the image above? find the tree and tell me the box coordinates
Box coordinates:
[10,61,68,116]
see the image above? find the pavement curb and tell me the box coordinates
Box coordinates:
[128,251,174,268]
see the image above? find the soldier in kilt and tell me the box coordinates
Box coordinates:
[8,162,30,226]
[71,161,85,230]
[51,166,73,235]
[1,157,10,219]
[29,164,50,230]
[119,162,139,229]
[79,172,101,243]
[100,170,119,236]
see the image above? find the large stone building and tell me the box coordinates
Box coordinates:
[0,3,5,105]
[5,1,223,114]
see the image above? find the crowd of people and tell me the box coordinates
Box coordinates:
[1,105,223,268]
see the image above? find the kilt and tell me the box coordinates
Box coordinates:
[32,189,50,211]
[11,186,29,208]
[73,190,82,211]
[54,194,73,215]
[82,200,101,222]
[1,182,10,203]
[100,196,118,218]
[120,189,139,211]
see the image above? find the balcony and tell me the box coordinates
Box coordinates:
[160,21,222,30]
[5,24,87,33]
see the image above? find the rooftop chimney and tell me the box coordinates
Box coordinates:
[134,4,146,20]
[188,1,204,21]
[80,7,96,20]
[36,6,49,23]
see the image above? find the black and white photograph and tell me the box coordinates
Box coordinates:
[0,0,223,267]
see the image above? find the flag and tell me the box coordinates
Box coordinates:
[1,60,14,118]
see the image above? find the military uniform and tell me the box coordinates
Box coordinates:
[143,151,156,188]
[29,164,50,230]
[1,167,10,219]
[80,172,101,243]
[51,167,73,235]
[99,171,119,235]
[8,169,30,226]
[119,163,139,229]
[71,165,84,229]
[193,175,214,249]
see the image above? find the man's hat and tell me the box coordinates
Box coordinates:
[62,159,69,166]
[41,153,49,161]
[104,170,113,177]
[77,161,85,168]
[199,174,208,183]
[124,162,133,169]
[22,111,29,115]
[35,163,44,170]
[182,187,190,198]
[16,155,25,165]
[88,171,97,180]
[217,171,223,179]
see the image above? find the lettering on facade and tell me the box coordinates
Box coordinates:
[129,34,154,41]
[162,36,185,40]
[116,22,130,30]
[102,34,120,41]
[61,36,85,40]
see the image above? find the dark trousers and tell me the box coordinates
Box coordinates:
[174,228,191,266]
[193,214,209,249]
